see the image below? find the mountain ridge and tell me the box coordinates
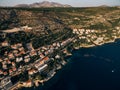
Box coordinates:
[15,1,72,8]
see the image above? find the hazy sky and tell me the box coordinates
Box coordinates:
[0,0,120,7]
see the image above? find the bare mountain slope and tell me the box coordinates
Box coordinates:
[15,1,72,8]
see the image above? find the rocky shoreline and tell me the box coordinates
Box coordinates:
[9,35,120,90]
[10,37,120,90]
[12,58,67,90]
[77,38,119,49]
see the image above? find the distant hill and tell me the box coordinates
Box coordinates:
[15,1,72,8]
[15,4,29,8]
[98,5,110,7]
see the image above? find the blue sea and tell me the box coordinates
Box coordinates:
[24,39,120,90]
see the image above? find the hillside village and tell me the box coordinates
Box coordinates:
[0,25,120,90]
[0,7,120,90]
[0,26,75,90]
[73,26,120,48]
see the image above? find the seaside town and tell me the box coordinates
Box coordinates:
[0,24,120,90]
[73,26,120,48]
[0,26,75,90]
[0,6,119,90]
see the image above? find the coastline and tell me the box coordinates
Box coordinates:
[78,38,118,49]
[0,7,120,90]
[15,61,66,90]
[11,37,120,90]
[14,71,57,89]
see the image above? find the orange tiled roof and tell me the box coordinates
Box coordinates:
[13,67,17,71]
[9,69,13,73]
[0,70,3,74]
[28,69,34,72]
[26,80,31,83]
[3,71,8,75]
[43,57,49,61]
